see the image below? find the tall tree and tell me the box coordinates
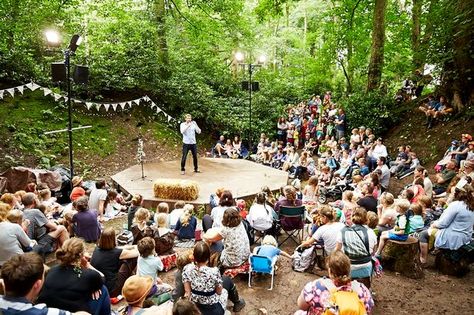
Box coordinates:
[154,0,170,78]
[411,0,422,71]
[366,0,387,91]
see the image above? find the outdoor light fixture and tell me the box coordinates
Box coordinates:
[45,29,61,47]
[44,32,89,182]
[235,51,245,62]
[234,51,265,151]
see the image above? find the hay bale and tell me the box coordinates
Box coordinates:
[153,178,199,201]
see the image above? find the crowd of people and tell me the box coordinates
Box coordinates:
[1,92,474,315]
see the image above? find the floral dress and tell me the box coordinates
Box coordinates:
[182,263,228,310]
[296,278,374,315]
[219,223,251,267]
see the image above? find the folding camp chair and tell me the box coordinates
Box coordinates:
[248,254,277,290]
[278,206,305,246]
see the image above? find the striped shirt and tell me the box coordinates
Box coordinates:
[0,296,71,315]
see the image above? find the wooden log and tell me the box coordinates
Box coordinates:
[435,249,471,277]
[381,236,424,279]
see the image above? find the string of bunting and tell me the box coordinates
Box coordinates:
[0,82,178,123]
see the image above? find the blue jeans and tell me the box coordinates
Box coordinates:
[88,285,111,315]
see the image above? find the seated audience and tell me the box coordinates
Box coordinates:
[1,252,89,315]
[357,183,378,213]
[247,192,274,232]
[127,194,143,230]
[91,228,139,297]
[70,176,86,202]
[174,206,197,240]
[295,250,374,314]
[419,181,474,264]
[169,200,186,229]
[203,190,234,231]
[37,238,110,315]
[433,159,457,195]
[71,196,101,242]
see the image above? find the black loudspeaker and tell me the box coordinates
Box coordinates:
[51,62,66,82]
[252,81,260,91]
[73,65,89,84]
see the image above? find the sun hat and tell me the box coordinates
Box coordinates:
[462,134,472,141]
[71,176,83,187]
[122,275,153,306]
[451,140,459,145]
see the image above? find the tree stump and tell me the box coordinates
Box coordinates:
[435,249,472,277]
[381,236,424,279]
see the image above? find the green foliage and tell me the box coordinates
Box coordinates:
[339,91,398,135]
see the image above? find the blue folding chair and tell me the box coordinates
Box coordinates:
[248,254,277,290]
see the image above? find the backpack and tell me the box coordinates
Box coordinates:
[292,245,316,272]
[322,280,367,315]
[117,230,134,246]
[153,231,175,255]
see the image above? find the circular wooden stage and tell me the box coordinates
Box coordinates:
[111,158,289,208]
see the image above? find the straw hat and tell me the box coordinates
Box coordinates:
[122,275,153,306]
[71,176,83,187]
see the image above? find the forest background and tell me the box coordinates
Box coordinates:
[1,0,473,141]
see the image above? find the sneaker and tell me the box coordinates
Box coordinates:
[233,299,246,312]
[194,170,201,173]
[181,171,185,175]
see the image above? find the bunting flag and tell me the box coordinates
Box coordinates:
[43,88,52,96]
[0,82,177,122]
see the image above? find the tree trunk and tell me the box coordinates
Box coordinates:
[154,0,170,79]
[366,0,387,92]
[381,236,424,279]
[411,0,423,71]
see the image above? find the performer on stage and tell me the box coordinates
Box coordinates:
[180,114,202,175]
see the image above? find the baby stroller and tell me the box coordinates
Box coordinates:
[318,179,354,204]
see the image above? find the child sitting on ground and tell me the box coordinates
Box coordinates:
[253,235,293,261]
[236,199,248,219]
[174,206,197,240]
[155,212,173,236]
[172,250,193,300]
[131,208,153,244]
[137,237,172,294]
[155,202,170,225]
[7,209,30,233]
[374,199,411,257]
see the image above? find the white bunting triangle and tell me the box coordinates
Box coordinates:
[26,82,41,91]
[156,107,162,114]
[85,102,93,110]
[0,90,4,99]
[118,103,125,110]
[104,104,110,111]
[63,97,68,103]
[167,115,172,122]
[95,104,101,111]
[43,88,52,96]
[53,93,62,101]
[112,104,118,111]
[17,86,24,94]
[7,88,15,97]
[74,99,82,103]
[132,99,140,106]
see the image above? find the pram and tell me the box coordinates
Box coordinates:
[318,178,355,204]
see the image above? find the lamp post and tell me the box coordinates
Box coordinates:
[235,52,266,152]
[45,31,85,181]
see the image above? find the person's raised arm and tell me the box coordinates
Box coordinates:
[180,122,190,134]
[193,121,201,134]
[203,228,223,243]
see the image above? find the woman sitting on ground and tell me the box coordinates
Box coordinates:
[182,242,228,314]
[302,176,318,203]
[202,190,234,231]
[294,151,311,179]
[335,207,377,289]
[282,146,299,173]
[71,196,101,243]
[295,250,374,315]
[232,136,242,157]
[38,238,110,315]
[419,180,474,264]
[203,207,251,269]
[247,192,275,232]
[91,228,139,297]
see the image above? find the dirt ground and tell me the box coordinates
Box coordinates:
[99,216,473,315]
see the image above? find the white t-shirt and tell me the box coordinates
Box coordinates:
[169,208,184,228]
[247,203,274,231]
[424,177,433,198]
[88,188,107,212]
[312,222,345,254]
[211,206,228,228]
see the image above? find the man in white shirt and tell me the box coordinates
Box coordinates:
[369,137,388,170]
[180,114,201,175]
[88,179,108,219]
